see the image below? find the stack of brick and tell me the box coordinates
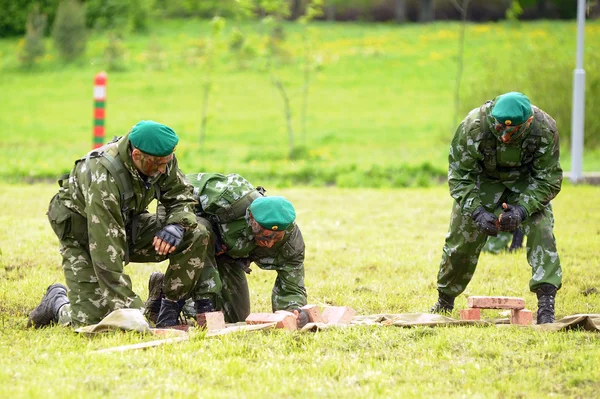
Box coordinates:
[245,305,356,331]
[460,296,532,325]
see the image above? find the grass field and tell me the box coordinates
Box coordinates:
[1,19,600,185]
[1,183,599,398]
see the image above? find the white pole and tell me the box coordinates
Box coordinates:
[570,0,586,183]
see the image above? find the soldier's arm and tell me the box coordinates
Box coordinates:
[157,156,198,228]
[84,160,144,310]
[448,112,484,215]
[254,226,308,311]
[518,125,562,216]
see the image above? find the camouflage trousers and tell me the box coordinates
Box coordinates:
[51,209,210,327]
[482,232,513,254]
[437,189,562,297]
[189,256,252,323]
[184,218,251,323]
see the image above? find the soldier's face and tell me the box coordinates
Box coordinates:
[249,217,285,248]
[494,116,533,143]
[132,149,172,177]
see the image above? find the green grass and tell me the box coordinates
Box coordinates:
[1,19,600,185]
[1,183,600,398]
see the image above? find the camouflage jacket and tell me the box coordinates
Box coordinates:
[56,135,198,304]
[187,173,307,311]
[448,102,562,217]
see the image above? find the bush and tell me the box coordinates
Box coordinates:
[18,5,48,67]
[0,0,59,37]
[153,0,238,18]
[104,31,126,71]
[52,0,87,62]
[84,0,151,33]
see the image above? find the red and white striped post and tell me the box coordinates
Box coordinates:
[93,72,107,149]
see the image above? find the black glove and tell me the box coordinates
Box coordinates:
[498,203,526,232]
[235,258,252,274]
[296,309,309,328]
[155,224,184,247]
[471,206,498,236]
[508,228,524,252]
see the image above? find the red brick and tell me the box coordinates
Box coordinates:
[467,296,525,310]
[245,312,297,331]
[301,304,324,323]
[510,309,533,326]
[460,308,481,321]
[196,311,226,331]
[321,306,356,325]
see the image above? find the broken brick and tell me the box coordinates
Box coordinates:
[321,306,356,325]
[196,311,226,331]
[245,312,297,331]
[301,304,324,323]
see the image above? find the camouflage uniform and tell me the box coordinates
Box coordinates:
[186,173,307,323]
[49,135,210,327]
[436,100,563,297]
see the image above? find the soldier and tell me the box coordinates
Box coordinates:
[145,173,309,329]
[28,121,211,329]
[430,92,563,324]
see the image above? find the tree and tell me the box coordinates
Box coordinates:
[325,0,336,21]
[451,0,471,125]
[19,4,47,67]
[395,0,407,23]
[199,16,226,146]
[299,0,323,146]
[258,0,297,157]
[419,0,435,22]
[52,0,86,62]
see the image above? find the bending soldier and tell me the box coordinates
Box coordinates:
[430,92,562,324]
[145,173,309,329]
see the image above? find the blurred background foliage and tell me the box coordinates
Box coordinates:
[1,1,598,37]
[1,0,599,187]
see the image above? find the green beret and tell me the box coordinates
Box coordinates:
[249,196,296,231]
[491,92,533,126]
[128,120,179,157]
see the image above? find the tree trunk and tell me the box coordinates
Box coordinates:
[326,1,336,21]
[419,0,435,22]
[395,0,407,23]
[537,0,547,18]
[290,0,303,20]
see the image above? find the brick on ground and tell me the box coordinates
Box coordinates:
[322,306,356,324]
[245,311,297,331]
[460,308,481,321]
[510,309,533,326]
[467,296,525,310]
[196,311,226,331]
[301,304,324,323]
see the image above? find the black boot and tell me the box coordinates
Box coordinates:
[155,298,183,328]
[536,284,557,324]
[143,271,164,324]
[27,284,69,328]
[430,290,455,314]
[195,298,215,314]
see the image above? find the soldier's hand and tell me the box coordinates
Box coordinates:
[498,203,526,232]
[471,206,498,236]
[154,224,184,255]
[293,309,310,328]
